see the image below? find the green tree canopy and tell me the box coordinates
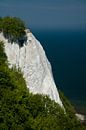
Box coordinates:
[0,16,27,46]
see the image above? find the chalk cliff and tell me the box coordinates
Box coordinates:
[0,30,63,107]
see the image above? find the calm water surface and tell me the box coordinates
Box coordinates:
[33,30,86,114]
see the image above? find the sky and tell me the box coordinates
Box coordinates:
[0,0,86,30]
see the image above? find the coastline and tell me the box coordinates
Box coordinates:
[75,105,86,115]
[76,113,86,123]
[75,106,86,124]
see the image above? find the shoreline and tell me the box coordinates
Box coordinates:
[75,106,86,124]
[76,113,86,124]
[75,106,86,115]
[76,113,86,125]
[70,101,86,115]
[69,102,86,124]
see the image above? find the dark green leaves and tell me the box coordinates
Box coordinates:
[0,16,27,46]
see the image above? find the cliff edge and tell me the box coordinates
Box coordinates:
[0,29,63,108]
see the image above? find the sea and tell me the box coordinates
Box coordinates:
[32,29,86,114]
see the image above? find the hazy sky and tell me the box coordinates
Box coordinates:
[0,0,86,30]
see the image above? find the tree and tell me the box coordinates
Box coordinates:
[0,16,27,46]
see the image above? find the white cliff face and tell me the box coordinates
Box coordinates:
[0,30,63,108]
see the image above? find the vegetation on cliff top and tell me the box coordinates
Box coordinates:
[0,16,27,46]
[0,40,86,129]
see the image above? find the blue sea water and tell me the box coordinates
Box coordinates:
[33,30,86,114]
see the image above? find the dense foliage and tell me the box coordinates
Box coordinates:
[0,17,27,46]
[0,42,86,129]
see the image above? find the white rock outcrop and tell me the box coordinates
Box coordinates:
[75,113,85,122]
[0,30,63,108]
